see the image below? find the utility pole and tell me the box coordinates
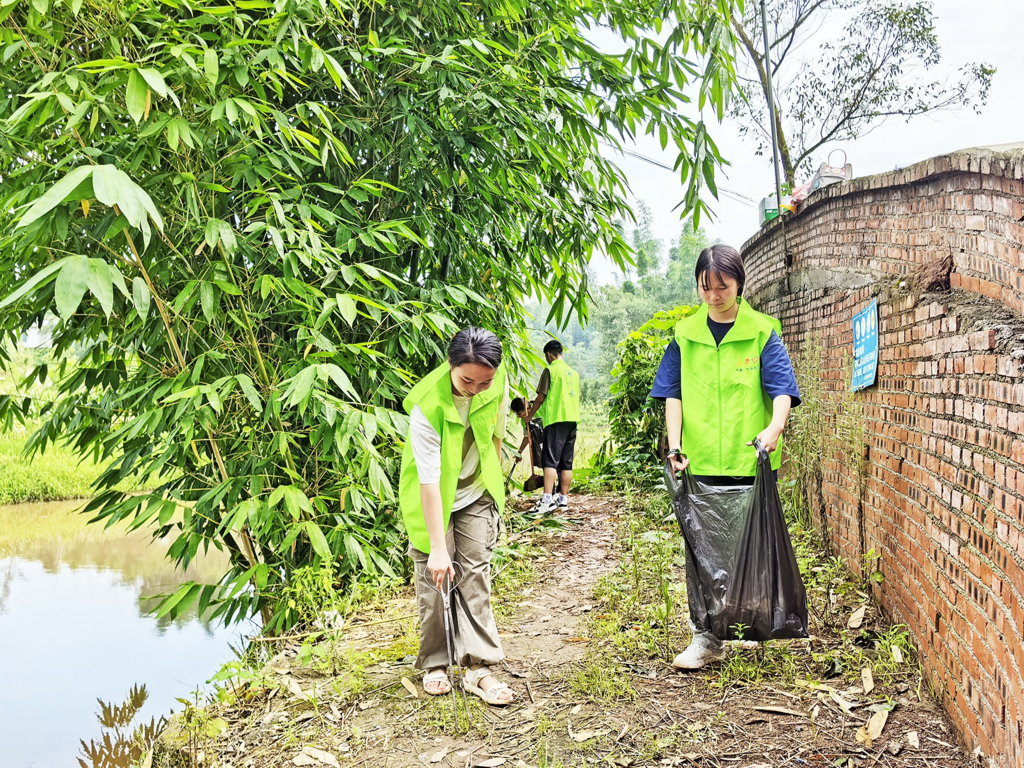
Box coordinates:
[760,0,791,266]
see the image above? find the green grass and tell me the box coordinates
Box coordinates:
[573,401,609,469]
[589,491,686,663]
[0,423,108,504]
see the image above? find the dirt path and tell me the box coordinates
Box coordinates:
[158,494,975,768]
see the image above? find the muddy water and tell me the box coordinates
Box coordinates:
[0,499,249,767]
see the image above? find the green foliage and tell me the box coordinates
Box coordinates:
[522,211,711,406]
[592,304,697,486]
[0,0,741,629]
[628,200,661,280]
[731,0,995,185]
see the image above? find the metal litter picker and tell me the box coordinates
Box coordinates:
[421,561,471,729]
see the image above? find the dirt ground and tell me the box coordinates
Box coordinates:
[157,493,979,768]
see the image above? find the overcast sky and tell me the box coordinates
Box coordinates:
[589,0,1024,284]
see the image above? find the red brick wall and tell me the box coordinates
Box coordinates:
[742,146,1024,767]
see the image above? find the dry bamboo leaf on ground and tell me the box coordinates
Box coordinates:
[570,728,610,742]
[861,667,874,695]
[828,689,857,715]
[400,677,419,698]
[907,730,920,749]
[429,747,448,763]
[301,746,340,768]
[848,605,867,629]
[752,706,807,717]
[856,709,889,746]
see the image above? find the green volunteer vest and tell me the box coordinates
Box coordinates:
[675,299,784,476]
[537,358,580,425]
[398,362,507,553]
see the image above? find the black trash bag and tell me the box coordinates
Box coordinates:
[528,418,544,468]
[664,447,808,641]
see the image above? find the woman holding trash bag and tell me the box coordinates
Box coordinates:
[651,244,802,670]
[399,327,515,705]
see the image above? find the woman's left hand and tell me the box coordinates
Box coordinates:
[748,425,783,454]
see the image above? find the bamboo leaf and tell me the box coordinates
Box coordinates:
[54,255,90,319]
[85,258,115,318]
[236,374,263,411]
[304,521,332,560]
[138,67,168,98]
[0,257,71,309]
[126,70,149,125]
[204,48,219,89]
[17,166,94,229]
[132,276,151,321]
[337,294,357,325]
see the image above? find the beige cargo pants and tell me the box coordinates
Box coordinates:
[409,493,504,670]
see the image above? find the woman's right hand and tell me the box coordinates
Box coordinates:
[669,453,689,473]
[427,547,455,590]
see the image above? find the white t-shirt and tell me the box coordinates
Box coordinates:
[410,390,507,511]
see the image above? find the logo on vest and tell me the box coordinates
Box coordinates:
[735,356,759,374]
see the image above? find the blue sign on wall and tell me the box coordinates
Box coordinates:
[852,299,878,392]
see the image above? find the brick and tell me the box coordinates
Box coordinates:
[740,147,1024,768]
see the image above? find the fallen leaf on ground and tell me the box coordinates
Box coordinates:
[285,677,307,699]
[401,678,419,698]
[848,605,867,629]
[570,704,582,715]
[892,645,905,663]
[861,667,874,695]
[302,747,340,768]
[752,706,807,717]
[429,747,448,763]
[475,759,506,767]
[570,728,610,743]
[828,689,857,714]
[907,730,920,749]
[293,756,316,767]
[856,709,889,746]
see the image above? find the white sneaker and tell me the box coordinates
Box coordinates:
[531,495,555,516]
[672,634,729,670]
[555,494,568,510]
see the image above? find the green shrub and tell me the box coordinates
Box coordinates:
[591,305,696,487]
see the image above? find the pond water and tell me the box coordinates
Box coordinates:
[0,499,249,767]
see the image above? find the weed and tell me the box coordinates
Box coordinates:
[568,652,637,702]
[710,641,802,689]
[590,491,687,662]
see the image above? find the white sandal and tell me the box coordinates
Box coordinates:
[422,668,451,696]
[462,666,514,706]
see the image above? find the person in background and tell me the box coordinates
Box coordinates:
[522,340,580,515]
[651,245,801,670]
[399,327,515,705]
[510,396,543,469]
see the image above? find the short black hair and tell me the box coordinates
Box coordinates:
[448,327,502,369]
[695,244,746,296]
[510,396,526,413]
[543,339,564,357]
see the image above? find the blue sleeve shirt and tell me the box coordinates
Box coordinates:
[650,333,802,406]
